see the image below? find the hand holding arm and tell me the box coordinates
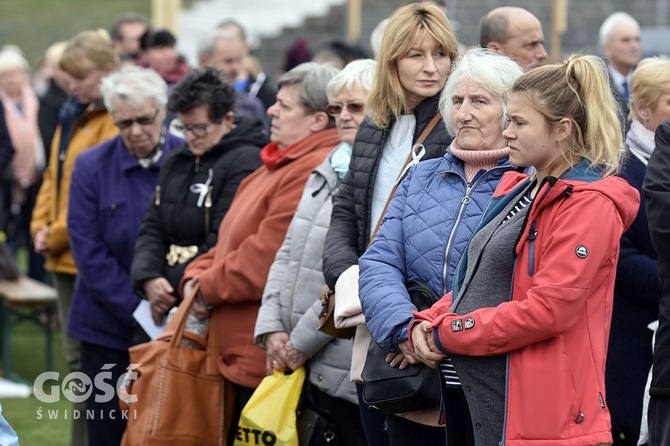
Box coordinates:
[385,340,420,370]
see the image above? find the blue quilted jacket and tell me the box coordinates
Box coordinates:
[359,149,517,351]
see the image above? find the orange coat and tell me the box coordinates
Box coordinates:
[30,104,118,274]
[183,128,339,389]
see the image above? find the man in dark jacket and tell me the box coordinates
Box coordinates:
[643,120,670,446]
[599,12,641,131]
[216,19,277,111]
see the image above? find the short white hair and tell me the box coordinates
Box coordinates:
[326,59,377,101]
[439,49,523,135]
[0,49,29,74]
[101,66,168,113]
[599,12,640,47]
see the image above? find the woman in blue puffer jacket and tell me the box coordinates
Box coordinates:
[358,49,523,442]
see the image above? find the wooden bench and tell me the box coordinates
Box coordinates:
[0,276,57,383]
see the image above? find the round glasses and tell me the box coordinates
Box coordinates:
[115,110,160,130]
[173,121,217,137]
[326,102,365,116]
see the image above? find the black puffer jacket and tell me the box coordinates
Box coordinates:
[643,120,670,445]
[323,94,453,288]
[131,116,267,295]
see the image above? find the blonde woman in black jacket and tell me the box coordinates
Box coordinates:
[323,3,458,445]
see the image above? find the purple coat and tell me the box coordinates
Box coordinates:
[67,132,183,350]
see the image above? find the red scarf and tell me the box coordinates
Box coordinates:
[260,141,299,170]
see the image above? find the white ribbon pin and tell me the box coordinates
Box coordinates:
[190,168,214,207]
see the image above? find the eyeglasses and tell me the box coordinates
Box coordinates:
[173,120,218,137]
[115,110,160,130]
[326,103,365,116]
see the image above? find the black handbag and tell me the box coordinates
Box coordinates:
[296,380,339,446]
[361,279,442,414]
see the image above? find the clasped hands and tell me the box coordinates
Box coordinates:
[386,321,446,369]
[265,331,308,375]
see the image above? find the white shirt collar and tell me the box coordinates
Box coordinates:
[609,65,632,92]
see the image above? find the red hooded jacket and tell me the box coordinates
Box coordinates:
[412,162,639,445]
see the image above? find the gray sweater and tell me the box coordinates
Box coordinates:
[451,184,532,445]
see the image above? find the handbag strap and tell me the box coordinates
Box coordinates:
[167,283,201,349]
[166,284,221,367]
[368,114,441,246]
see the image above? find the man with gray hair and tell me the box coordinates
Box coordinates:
[479,6,547,69]
[599,12,642,119]
[216,19,277,111]
[198,30,269,132]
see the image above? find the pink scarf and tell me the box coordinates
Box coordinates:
[449,139,509,182]
[1,85,43,204]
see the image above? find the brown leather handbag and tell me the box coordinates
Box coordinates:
[120,285,225,446]
[316,285,356,339]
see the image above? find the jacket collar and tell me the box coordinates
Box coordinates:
[118,132,178,172]
[272,128,340,170]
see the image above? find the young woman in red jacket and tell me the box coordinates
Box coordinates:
[410,55,640,446]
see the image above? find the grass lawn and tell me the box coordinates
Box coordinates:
[2,318,71,445]
[0,0,152,68]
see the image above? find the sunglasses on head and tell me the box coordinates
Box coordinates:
[326,102,365,116]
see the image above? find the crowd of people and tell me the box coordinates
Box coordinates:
[0,1,668,446]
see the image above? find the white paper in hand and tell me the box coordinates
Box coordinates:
[133,300,166,339]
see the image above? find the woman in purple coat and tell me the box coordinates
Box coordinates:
[66,67,183,446]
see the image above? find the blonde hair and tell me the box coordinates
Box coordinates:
[60,29,118,77]
[43,41,68,68]
[629,56,670,122]
[367,2,458,128]
[512,54,623,176]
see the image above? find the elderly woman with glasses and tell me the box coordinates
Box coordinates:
[66,66,184,445]
[130,67,266,326]
[254,59,376,445]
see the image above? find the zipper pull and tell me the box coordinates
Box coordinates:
[462,186,472,204]
[195,156,200,172]
[204,186,213,208]
[154,185,161,206]
[528,221,538,276]
[529,221,537,240]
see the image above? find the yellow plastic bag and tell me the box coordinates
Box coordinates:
[233,367,305,446]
